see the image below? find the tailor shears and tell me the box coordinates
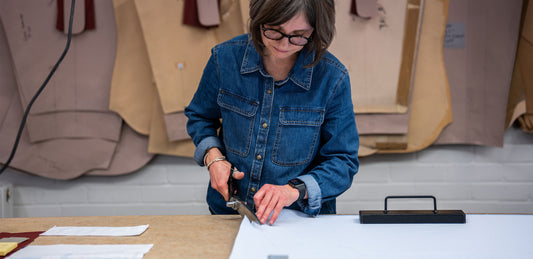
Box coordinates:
[226,166,260,223]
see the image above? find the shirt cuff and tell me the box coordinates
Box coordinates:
[296,174,322,216]
[194,136,224,166]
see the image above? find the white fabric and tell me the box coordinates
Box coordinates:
[230,209,533,259]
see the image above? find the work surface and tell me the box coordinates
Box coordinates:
[0,215,242,258]
[2,213,533,258]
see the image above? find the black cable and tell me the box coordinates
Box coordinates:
[0,0,75,175]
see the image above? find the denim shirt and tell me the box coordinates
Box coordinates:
[185,34,359,216]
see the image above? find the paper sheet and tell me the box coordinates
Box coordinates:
[41,225,149,236]
[230,210,533,259]
[8,244,153,259]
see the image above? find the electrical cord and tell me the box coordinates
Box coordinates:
[0,0,75,176]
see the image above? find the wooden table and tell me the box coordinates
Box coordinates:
[1,215,242,258]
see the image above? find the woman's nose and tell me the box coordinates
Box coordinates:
[279,36,291,47]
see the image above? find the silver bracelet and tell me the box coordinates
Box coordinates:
[203,150,210,166]
[206,156,226,171]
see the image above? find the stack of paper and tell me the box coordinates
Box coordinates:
[9,225,153,259]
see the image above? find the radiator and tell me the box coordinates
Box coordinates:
[0,184,13,218]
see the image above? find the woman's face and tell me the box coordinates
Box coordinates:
[261,11,314,61]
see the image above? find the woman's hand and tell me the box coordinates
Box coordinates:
[253,184,300,225]
[205,148,244,201]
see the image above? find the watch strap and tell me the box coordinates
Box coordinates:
[288,178,306,200]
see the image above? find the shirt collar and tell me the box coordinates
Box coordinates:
[240,40,314,91]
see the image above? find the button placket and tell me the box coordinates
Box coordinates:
[247,80,275,206]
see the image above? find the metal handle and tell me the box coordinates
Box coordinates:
[384,195,438,214]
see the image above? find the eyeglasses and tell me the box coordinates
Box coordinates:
[261,25,312,46]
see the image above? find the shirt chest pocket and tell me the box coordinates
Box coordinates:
[217,89,258,157]
[273,107,325,166]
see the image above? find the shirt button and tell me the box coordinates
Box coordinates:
[256,155,262,160]
[267,89,272,94]
[251,187,256,192]
[262,123,268,129]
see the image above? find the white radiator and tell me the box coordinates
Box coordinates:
[0,184,13,218]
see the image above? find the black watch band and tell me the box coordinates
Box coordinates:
[288,178,306,200]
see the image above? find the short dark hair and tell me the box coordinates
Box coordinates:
[249,0,335,67]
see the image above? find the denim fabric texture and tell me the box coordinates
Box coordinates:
[185,34,359,216]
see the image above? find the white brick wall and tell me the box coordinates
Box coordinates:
[1,127,532,218]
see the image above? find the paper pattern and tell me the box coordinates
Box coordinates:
[41,225,149,236]
[8,244,153,259]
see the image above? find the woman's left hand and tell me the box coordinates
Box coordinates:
[253,184,300,225]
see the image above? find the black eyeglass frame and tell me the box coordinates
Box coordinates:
[261,25,312,46]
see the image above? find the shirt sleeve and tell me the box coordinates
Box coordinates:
[301,69,360,216]
[296,175,322,216]
[185,50,224,166]
[193,136,224,166]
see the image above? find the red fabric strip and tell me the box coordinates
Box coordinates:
[0,231,45,258]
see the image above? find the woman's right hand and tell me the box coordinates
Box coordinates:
[205,148,244,201]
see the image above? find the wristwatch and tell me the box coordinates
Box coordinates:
[288,178,307,200]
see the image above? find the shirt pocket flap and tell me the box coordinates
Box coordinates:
[217,89,258,117]
[279,108,325,126]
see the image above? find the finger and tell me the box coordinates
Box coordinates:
[209,167,231,201]
[269,202,285,225]
[255,191,272,219]
[255,191,273,223]
[221,184,229,201]
[232,170,245,180]
[212,179,229,201]
[253,186,266,205]
[262,195,280,224]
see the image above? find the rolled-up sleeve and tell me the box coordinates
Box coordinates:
[297,175,322,216]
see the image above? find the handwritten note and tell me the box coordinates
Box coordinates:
[444,22,466,48]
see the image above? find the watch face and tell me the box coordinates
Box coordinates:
[289,178,304,186]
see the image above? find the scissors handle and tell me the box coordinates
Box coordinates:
[227,166,237,198]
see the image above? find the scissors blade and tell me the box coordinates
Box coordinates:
[227,197,260,223]
[226,166,260,223]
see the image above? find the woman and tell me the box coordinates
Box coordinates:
[185,0,359,225]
